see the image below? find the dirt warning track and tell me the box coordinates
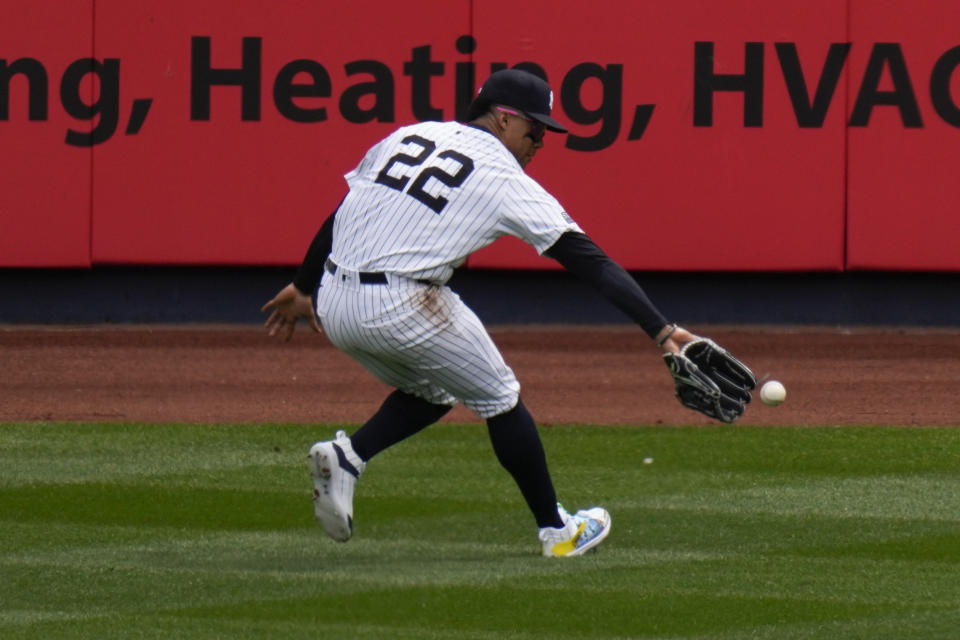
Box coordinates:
[2,325,957,427]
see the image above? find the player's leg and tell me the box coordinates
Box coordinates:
[306,389,449,542]
[309,277,457,541]
[349,389,452,461]
[486,398,562,528]
[314,279,609,553]
[396,291,610,553]
[486,398,611,557]
[307,385,451,543]
[320,283,562,533]
[345,310,568,534]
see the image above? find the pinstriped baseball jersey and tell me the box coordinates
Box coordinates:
[330,120,582,284]
[314,119,581,417]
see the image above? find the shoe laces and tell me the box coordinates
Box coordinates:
[557,503,604,542]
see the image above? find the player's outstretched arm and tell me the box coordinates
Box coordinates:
[545,232,757,422]
[544,232,708,355]
[261,283,321,342]
[545,231,677,345]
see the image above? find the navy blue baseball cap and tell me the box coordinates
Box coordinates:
[467,69,567,133]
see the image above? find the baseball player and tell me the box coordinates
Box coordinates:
[263,69,754,557]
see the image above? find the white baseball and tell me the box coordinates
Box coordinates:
[760,380,787,406]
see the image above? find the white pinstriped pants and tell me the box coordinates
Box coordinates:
[314,267,521,418]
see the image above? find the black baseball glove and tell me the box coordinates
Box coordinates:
[663,338,757,423]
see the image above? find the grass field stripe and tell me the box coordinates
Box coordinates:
[3,422,959,639]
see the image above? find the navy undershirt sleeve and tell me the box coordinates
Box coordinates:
[292,199,343,295]
[544,231,669,339]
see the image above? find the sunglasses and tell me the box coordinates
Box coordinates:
[496,106,546,143]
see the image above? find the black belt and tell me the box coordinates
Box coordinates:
[325,258,432,286]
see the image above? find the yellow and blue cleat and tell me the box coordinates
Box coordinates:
[539,503,611,557]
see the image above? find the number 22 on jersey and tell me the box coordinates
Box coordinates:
[374,134,475,214]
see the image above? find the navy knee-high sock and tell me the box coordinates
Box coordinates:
[349,390,452,462]
[487,399,563,529]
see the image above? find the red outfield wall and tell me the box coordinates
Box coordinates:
[846,0,960,270]
[1,2,93,267]
[2,1,959,271]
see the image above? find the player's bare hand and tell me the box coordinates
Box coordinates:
[261,283,321,342]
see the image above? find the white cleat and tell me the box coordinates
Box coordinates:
[307,430,364,542]
[539,503,611,557]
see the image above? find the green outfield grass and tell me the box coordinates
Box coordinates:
[2,422,959,639]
